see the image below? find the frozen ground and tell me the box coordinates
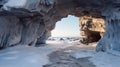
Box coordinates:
[0,37,119,67]
[44,44,96,67]
[0,39,80,67]
[71,49,120,67]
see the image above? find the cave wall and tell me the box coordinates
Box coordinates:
[96,7,120,52]
[79,16,105,44]
[0,0,120,53]
[0,16,46,48]
[0,16,22,48]
[0,0,55,48]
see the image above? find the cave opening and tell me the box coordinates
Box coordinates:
[51,15,80,38]
[49,14,105,45]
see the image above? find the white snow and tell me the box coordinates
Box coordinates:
[46,40,81,45]
[1,37,120,67]
[71,50,96,59]
[3,0,27,10]
[71,50,120,67]
[107,50,120,56]
[90,52,120,67]
[0,40,73,67]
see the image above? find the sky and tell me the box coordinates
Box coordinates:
[51,15,80,37]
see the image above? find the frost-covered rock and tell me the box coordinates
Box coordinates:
[3,0,54,12]
[0,16,22,48]
[19,16,45,46]
[96,7,120,52]
[36,30,51,46]
[79,16,105,44]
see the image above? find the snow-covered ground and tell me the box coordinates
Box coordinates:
[0,39,80,67]
[0,37,120,67]
[71,50,120,67]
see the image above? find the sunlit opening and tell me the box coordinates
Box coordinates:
[51,15,80,37]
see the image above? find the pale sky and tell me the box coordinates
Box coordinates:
[51,15,80,37]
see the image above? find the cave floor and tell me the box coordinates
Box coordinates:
[0,40,97,67]
[44,43,96,67]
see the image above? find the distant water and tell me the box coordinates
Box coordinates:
[50,36,84,38]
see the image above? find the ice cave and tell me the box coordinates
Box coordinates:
[0,0,120,53]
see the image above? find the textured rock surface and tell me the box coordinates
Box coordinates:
[0,0,120,53]
[0,16,22,48]
[79,16,105,44]
[96,7,120,52]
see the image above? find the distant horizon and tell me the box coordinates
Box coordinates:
[51,15,80,37]
[50,36,82,38]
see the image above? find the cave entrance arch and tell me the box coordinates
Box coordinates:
[0,0,120,53]
[50,15,104,45]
